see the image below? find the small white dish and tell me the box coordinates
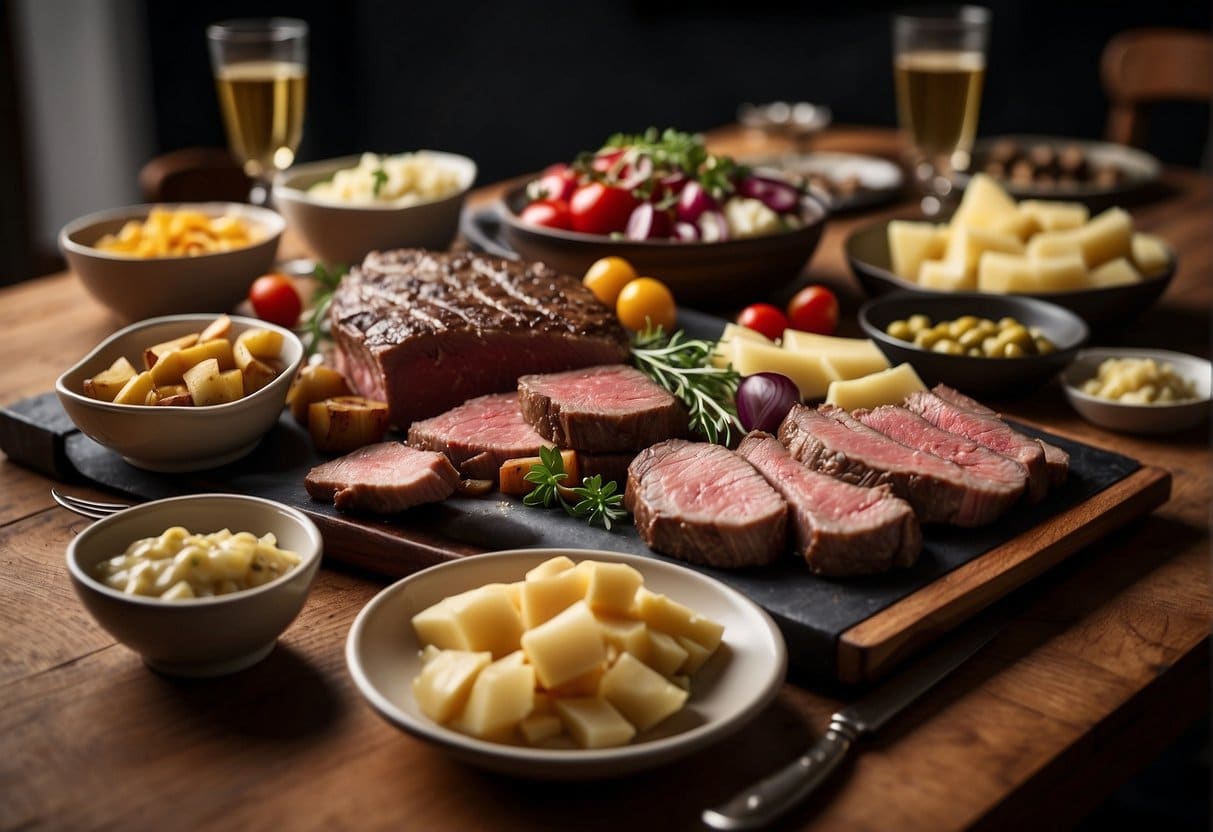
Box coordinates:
[56,313,304,471]
[346,548,787,780]
[1061,347,1211,434]
[67,493,322,677]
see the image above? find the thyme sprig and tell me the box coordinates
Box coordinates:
[630,324,742,446]
[522,447,627,530]
[302,262,347,356]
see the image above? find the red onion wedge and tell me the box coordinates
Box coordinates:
[736,372,801,433]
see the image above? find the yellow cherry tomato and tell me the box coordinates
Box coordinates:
[616,277,676,332]
[582,256,638,307]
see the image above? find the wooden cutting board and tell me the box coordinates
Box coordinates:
[0,392,1169,685]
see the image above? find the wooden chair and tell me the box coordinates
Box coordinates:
[139,147,252,204]
[1101,27,1213,148]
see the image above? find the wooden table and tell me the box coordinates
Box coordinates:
[1,127,1208,830]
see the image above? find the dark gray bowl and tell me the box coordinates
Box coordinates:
[858,292,1089,397]
[845,218,1175,332]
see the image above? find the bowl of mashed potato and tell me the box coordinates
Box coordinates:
[273,151,476,266]
[66,493,322,676]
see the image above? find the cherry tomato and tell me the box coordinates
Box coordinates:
[569,183,638,235]
[519,199,573,230]
[533,163,577,203]
[583,256,638,307]
[737,303,790,341]
[786,285,839,335]
[616,277,676,332]
[248,273,302,328]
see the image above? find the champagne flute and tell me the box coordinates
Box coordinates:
[893,6,990,215]
[207,18,308,205]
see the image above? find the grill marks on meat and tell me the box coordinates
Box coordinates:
[304,442,460,514]
[626,439,787,568]
[330,249,629,426]
[736,432,921,576]
[518,365,688,452]
[407,393,551,480]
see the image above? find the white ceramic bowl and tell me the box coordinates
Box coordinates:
[346,548,787,780]
[59,202,284,322]
[56,314,304,471]
[272,151,477,266]
[1061,348,1211,434]
[67,493,323,677]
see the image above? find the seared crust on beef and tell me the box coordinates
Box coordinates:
[407,393,551,480]
[304,442,459,514]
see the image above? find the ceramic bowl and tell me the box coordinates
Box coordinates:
[859,292,1088,397]
[59,202,284,322]
[272,152,477,266]
[496,184,828,307]
[66,493,323,677]
[56,314,304,472]
[845,218,1175,331]
[1060,348,1211,434]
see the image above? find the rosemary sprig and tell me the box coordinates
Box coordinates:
[522,447,627,530]
[302,262,347,356]
[630,323,742,446]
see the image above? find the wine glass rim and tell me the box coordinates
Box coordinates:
[894,5,991,26]
[206,17,308,42]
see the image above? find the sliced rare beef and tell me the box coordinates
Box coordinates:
[777,404,1014,526]
[577,451,637,488]
[931,384,1069,488]
[304,442,459,514]
[625,439,787,568]
[518,364,688,452]
[331,249,630,427]
[905,390,1050,501]
[407,392,551,480]
[736,432,921,576]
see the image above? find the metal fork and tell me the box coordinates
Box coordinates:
[51,488,131,520]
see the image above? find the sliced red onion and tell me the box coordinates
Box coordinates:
[677,181,718,223]
[625,202,672,240]
[672,221,699,242]
[736,372,801,433]
[697,210,730,242]
[619,155,654,190]
[660,172,689,196]
[738,175,801,214]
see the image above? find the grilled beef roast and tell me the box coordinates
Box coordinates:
[408,393,551,480]
[577,451,637,488]
[518,364,687,452]
[931,384,1069,488]
[905,390,1050,501]
[305,442,460,514]
[625,439,787,568]
[736,432,921,576]
[331,249,629,427]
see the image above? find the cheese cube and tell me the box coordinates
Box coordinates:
[645,630,690,677]
[952,173,1019,231]
[600,652,689,732]
[824,363,927,412]
[675,635,715,675]
[711,323,773,367]
[823,350,893,381]
[554,697,636,749]
[596,615,650,660]
[729,337,837,400]
[411,649,491,724]
[1033,254,1091,292]
[1026,230,1082,260]
[521,566,585,630]
[582,561,643,616]
[525,555,577,581]
[519,714,564,746]
[1088,257,1142,288]
[411,585,525,659]
[781,332,891,380]
[888,220,946,280]
[977,252,1036,293]
[1018,200,1089,231]
[1072,207,1133,267]
[453,651,535,740]
[917,258,975,292]
[632,589,724,653]
[520,600,606,689]
[1131,233,1171,277]
[419,644,442,664]
[545,664,605,697]
[992,208,1043,242]
[944,226,1024,279]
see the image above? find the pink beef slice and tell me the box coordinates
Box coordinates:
[625,439,787,568]
[517,364,688,452]
[304,442,460,514]
[330,249,630,428]
[735,432,921,576]
[777,404,1009,527]
[931,384,1069,488]
[905,390,1050,501]
[407,393,551,480]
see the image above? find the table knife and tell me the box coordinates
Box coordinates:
[702,615,1005,830]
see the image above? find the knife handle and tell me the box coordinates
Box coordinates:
[702,722,855,830]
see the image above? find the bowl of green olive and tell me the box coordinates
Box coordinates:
[858,292,1088,396]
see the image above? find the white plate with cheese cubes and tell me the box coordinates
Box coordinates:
[345,548,787,779]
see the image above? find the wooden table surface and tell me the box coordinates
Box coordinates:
[1,126,1209,831]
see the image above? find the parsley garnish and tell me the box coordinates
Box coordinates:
[523,447,627,530]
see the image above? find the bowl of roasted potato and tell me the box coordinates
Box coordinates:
[59,203,284,321]
[56,313,304,471]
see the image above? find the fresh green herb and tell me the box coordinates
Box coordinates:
[631,324,742,446]
[582,127,748,201]
[371,168,388,198]
[522,447,627,530]
[303,262,347,356]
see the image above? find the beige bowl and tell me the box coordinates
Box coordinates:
[272,151,477,266]
[59,202,284,322]
[67,493,323,677]
[56,314,304,472]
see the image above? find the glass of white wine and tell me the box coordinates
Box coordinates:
[207,18,308,205]
[893,6,990,215]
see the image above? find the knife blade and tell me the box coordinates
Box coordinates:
[702,613,1006,830]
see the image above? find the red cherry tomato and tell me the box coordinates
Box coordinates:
[569,183,638,235]
[533,164,577,202]
[248,273,302,328]
[786,285,840,335]
[736,303,790,341]
[520,199,573,230]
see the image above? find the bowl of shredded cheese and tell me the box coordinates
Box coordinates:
[1060,347,1211,434]
[66,493,322,676]
[273,150,477,266]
